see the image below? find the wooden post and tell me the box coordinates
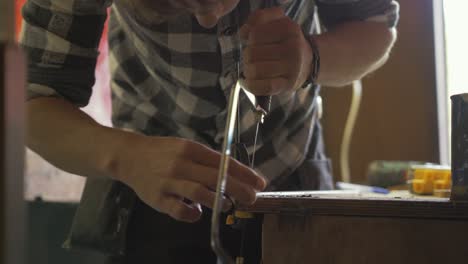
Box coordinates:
[0,0,14,42]
[1,0,26,263]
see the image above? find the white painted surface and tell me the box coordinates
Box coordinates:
[441,1,468,164]
[433,0,449,165]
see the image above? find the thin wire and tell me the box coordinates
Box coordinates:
[236,3,242,145]
[250,123,260,168]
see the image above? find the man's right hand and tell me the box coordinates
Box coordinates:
[26,97,265,224]
[114,135,266,223]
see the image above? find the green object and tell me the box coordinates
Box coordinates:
[366,161,428,188]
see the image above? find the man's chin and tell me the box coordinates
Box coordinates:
[195,13,221,29]
[120,0,184,25]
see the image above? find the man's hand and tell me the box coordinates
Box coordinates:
[240,7,313,95]
[27,97,266,224]
[115,136,267,223]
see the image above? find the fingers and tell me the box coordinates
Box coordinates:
[239,7,309,95]
[243,17,301,45]
[163,179,233,211]
[174,161,258,204]
[244,43,286,63]
[227,158,267,191]
[185,141,267,190]
[244,78,289,95]
[243,42,301,95]
[159,195,203,223]
[240,7,285,41]
[244,60,286,80]
[243,43,297,82]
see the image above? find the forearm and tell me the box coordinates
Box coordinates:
[26,97,265,222]
[26,97,134,181]
[314,21,397,87]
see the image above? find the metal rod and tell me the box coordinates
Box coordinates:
[211,80,242,264]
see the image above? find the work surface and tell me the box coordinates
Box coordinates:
[237,191,468,264]
[238,190,468,219]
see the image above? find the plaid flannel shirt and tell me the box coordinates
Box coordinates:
[21,0,399,189]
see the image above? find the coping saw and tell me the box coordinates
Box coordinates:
[211,2,275,263]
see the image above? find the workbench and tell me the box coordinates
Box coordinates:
[239,191,468,264]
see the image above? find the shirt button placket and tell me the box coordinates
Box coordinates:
[217,19,236,88]
[221,26,235,36]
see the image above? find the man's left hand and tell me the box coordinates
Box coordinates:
[240,7,313,95]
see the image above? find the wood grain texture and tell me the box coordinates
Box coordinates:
[238,192,468,220]
[262,214,468,264]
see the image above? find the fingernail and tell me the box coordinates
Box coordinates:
[258,178,267,190]
[253,172,267,189]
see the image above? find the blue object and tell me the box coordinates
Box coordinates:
[336,182,390,194]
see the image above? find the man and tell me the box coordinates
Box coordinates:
[21,0,398,263]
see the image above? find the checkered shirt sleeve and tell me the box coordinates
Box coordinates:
[316,0,399,28]
[20,0,111,107]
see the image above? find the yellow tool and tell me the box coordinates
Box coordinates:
[409,166,451,196]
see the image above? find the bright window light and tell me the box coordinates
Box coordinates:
[439,1,468,164]
[444,1,468,97]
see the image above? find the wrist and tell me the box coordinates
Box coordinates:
[95,127,141,184]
